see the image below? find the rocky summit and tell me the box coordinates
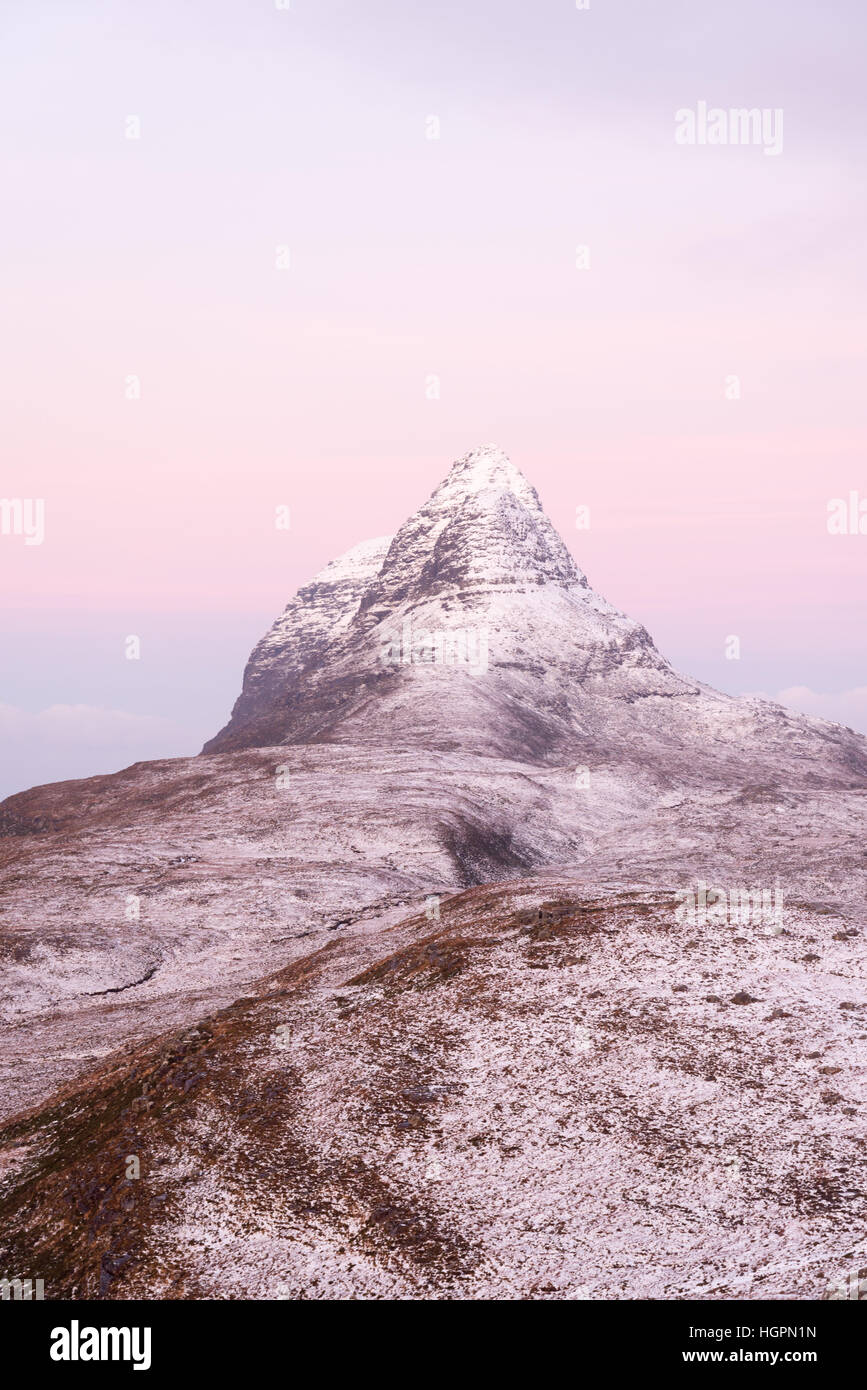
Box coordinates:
[0,446,865,1300]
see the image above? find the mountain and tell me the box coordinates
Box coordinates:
[0,445,865,1300]
[206,444,865,786]
[204,445,690,759]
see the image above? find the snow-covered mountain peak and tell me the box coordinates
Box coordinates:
[356,446,583,620]
[201,446,867,781]
[432,444,542,512]
[204,446,678,754]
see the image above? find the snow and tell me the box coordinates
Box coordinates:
[0,445,864,1301]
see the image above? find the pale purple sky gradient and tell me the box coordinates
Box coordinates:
[1,0,865,796]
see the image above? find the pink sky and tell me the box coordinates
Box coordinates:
[1,0,865,795]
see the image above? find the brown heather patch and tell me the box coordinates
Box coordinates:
[347,890,620,994]
[348,932,504,992]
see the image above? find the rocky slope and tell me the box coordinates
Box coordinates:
[0,444,864,1300]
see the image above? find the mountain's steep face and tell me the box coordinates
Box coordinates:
[203,535,391,753]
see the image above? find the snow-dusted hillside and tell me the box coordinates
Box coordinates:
[0,445,864,1301]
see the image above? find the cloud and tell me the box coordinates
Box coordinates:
[771,687,867,734]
